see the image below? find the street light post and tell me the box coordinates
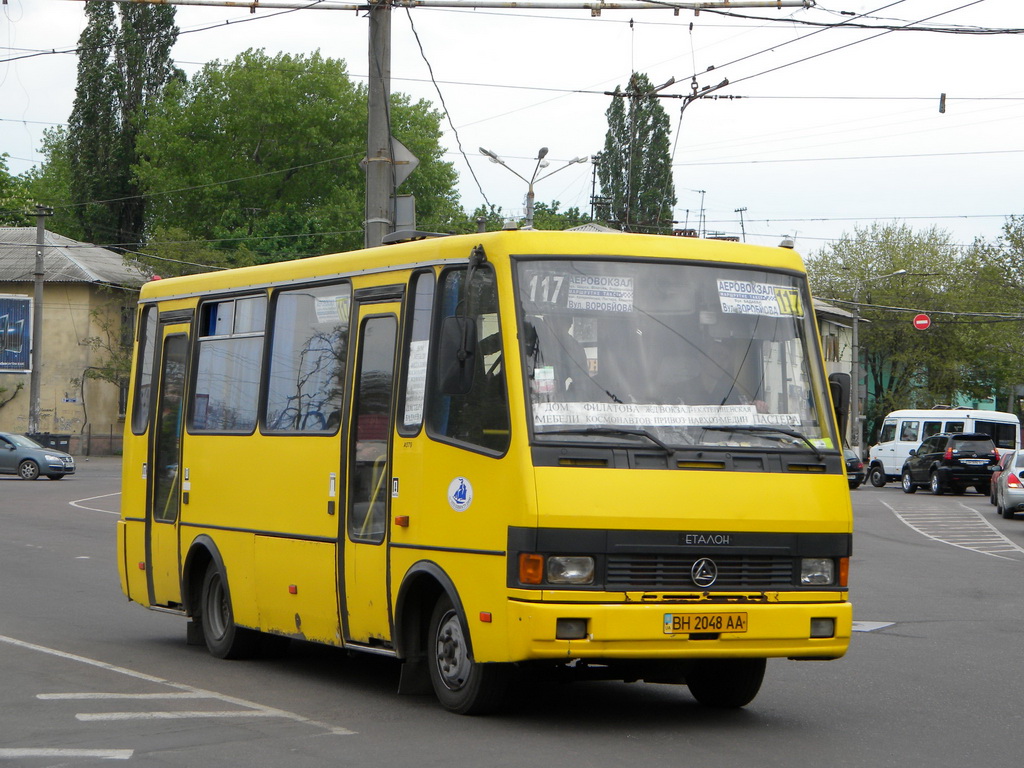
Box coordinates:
[479,147,588,229]
[850,269,907,452]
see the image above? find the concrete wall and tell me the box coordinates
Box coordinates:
[0,282,128,453]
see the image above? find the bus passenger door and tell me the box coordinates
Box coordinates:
[147,327,189,607]
[343,304,399,646]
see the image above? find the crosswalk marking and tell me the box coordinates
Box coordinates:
[881,499,1024,559]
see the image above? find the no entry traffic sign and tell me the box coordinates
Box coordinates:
[913,313,931,330]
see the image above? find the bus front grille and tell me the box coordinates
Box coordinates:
[605,554,795,589]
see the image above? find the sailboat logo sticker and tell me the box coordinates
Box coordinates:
[448,477,473,512]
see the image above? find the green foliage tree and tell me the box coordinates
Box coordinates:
[67,1,179,247]
[135,49,462,264]
[807,223,973,440]
[597,72,676,234]
[459,201,591,233]
[20,128,82,239]
[0,154,32,226]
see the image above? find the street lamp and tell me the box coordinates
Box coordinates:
[479,147,589,229]
[850,269,907,452]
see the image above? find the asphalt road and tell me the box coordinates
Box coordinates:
[2,460,1023,767]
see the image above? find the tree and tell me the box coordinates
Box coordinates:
[597,72,676,234]
[806,223,974,441]
[0,154,32,226]
[67,1,179,247]
[135,49,462,264]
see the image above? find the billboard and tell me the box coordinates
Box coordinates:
[0,295,32,373]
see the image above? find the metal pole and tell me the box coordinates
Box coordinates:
[28,205,52,435]
[850,286,860,451]
[364,0,393,248]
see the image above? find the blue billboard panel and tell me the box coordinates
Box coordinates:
[0,295,32,373]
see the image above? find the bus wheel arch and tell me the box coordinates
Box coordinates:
[181,537,257,659]
[394,563,509,712]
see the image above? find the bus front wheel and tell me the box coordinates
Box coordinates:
[428,595,509,715]
[199,563,257,660]
[685,658,766,708]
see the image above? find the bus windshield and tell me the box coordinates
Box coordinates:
[514,257,836,452]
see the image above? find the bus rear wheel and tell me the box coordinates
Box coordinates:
[686,658,766,709]
[428,595,509,715]
[199,563,257,660]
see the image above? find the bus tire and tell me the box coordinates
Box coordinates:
[686,658,766,709]
[868,465,887,488]
[199,562,257,660]
[427,595,509,715]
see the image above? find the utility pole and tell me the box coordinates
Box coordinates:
[735,207,747,242]
[28,205,53,436]
[364,0,393,249]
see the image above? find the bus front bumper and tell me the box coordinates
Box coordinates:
[505,597,852,662]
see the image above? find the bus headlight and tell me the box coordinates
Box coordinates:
[800,558,835,586]
[546,556,595,585]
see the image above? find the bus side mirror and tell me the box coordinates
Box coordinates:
[438,315,477,395]
[828,372,851,440]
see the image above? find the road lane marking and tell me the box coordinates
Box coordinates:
[881,499,1024,559]
[0,634,355,736]
[852,621,895,632]
[0,749,133,760]
[78,710,284,721]
[69,492,121,515]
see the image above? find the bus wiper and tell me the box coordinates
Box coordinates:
[543,427,674,455]
[700,425,824,461]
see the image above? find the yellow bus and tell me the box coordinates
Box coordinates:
[118,229,852,714]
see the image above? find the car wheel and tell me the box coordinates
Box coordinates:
[930,472,945,495]
[901,470,917,494]
[17,459,40,480]
[868,466,887,488]
[1001,501,1015,520]
[849,481,859,490]
[46,475,65,480]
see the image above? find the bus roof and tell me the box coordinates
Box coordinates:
[137,230,807,303]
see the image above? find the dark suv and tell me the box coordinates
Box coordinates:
[901,432,1000,495]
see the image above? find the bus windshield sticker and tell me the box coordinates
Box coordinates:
[314,295,351,324]
[566,275,634,313]
[717,279,803,318]
[403,339,430,424]
[533,402,801,428]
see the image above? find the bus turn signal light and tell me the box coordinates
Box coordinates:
[519,553,544,585]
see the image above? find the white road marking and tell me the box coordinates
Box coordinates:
[881,499,1024,559]
[0,749,133,760]
[77,710,283,722]
[0,633,355,736]
[69,492,121,515]
[852,621,895,632]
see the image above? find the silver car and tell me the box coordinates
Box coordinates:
[0,432,76,480]
[993,450,1024,519]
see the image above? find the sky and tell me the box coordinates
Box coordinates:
[1,0,1022,255]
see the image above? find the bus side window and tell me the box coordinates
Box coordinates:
[923,420,942,439]
[131,305,158,435]
[399,270,435,435]
[264,283,350,433]
[427,266,511,453]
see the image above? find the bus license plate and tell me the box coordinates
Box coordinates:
[663,612,748,635]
